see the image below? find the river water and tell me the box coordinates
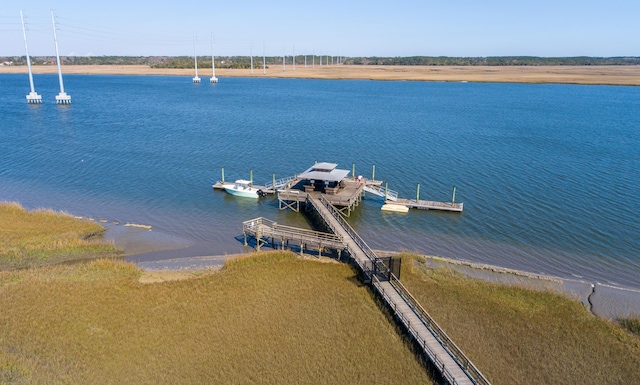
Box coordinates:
[1,73,638,289]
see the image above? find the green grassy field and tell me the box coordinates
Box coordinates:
[0,202,120,269]
[398,254,640,385]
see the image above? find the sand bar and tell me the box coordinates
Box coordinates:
[2,64,640,85]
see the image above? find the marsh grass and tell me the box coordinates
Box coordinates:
[0,253,433,384]
[0,202,120,269]
[4,203,638,384]
[398,253,640,385]
[619,318,640,336]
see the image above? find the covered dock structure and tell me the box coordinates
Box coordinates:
[278,162,376,216]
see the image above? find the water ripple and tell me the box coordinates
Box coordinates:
[1,75,639,288]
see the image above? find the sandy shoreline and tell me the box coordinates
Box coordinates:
[418,254,640,320]
[2,64,640,85]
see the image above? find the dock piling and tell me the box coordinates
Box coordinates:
[452,186,457,205]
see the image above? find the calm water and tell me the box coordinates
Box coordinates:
[1,74,639,289]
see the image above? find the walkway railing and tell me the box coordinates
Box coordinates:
[373,275,463,385]
[315,195,382,272]
[243,217,344,247]
[298,195,490,385]
[386,274,491,385]
[264,175,296,190]
[362,184,399,201]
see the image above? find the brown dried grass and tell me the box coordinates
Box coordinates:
[2,65,639,85]
[399,254,640,385]
[0,202,120,269]
[0,252,433,384]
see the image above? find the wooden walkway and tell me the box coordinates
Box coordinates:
[242,217,346,253]
[305,194,489,385]
[374,277,487,385]
[278,178,366,217]
[239,193,488,385]
[306,194,374,273]
[393,198,464,212]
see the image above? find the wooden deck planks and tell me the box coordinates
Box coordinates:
[305,195,480,385]
[240,191,484,385]
[375,280,475,385]
[242,217,346,251]
[393,198,464,212]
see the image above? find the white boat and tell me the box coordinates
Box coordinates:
[222,180,265,199]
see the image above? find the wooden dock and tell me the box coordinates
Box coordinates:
[301,195,489,385]
[278,177,366,217]
[393,198,464,212]
[242,217,346,254]
[229,163,482,383]
[240,194,489,384]
[362,182,464,212]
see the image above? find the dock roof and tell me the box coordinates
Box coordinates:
[298,162,350,182]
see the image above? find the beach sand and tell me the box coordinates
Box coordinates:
[2,64,640,85]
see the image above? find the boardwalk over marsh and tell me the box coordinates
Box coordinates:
[304,195,489,385]
[240,193,488,384]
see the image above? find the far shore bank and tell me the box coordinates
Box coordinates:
[2,64,640,85]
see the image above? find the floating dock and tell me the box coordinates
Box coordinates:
[393,197,463,212]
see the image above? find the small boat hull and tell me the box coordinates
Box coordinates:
[224,186,259,199]
[222,180,264,199]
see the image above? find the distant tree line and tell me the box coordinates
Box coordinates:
[3,55,640,68]
[346,56,640,66]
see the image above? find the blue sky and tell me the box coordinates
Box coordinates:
[2,1,639,57]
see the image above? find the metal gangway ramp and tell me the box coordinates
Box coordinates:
[362,184,399,201]
[264,175,297,191]
[306,194,490,385]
